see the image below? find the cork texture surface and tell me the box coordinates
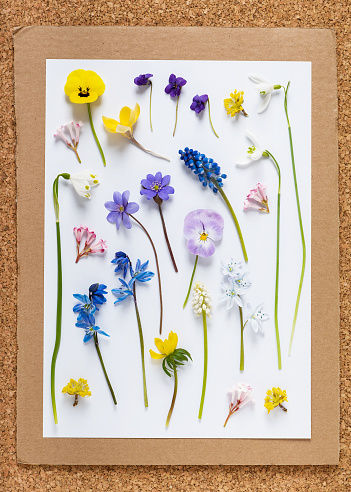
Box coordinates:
[1,0,350,489]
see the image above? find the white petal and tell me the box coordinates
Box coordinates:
[236,154,253,166]
[255,83,274,93]
[245,130,261,149]
[234,295,243,308]
[257,93,272,114]
[250,319,259,333]
[248,74,268,84]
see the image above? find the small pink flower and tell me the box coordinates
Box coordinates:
[54,120,83,163]
[90,239,108,254]
[244,183,269,213]
[223,383,254,427]
[74,225,106,263]
[73,225,86,243]
[84,227,96,247]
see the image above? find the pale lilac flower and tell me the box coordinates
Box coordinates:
[246,303,269,333]
[236,131,268,166]
[183,209,224,258]
[244,183,269,213]
[223,383,254,427]
[54,121,84,163]
[221,258,243,278]
[104,190,139,230]
[248,74,282,113]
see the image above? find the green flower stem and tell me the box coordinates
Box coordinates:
[87,102,106,167]
[284,82,306,356]
[215,183,248,262]
[93,333,117,405]
[158,203,178,272]
[173,95,179,137]
[265,150,282,370]
[207,98,219,138]
[165,365,178,428]
[183,255,198,309]
[149,81,153,132]
[239,305,244,372]
[133,283,148,408]
[130,214,163,335]
[198,310,208,420]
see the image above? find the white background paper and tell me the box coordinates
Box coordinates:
[44,59,311,438]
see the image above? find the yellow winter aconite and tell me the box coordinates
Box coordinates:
[102,104,140,137]
[224,90,246,117]
[149,331,178,359]
[64,69,105,104]
[264,387,288,414]
[62,378,91,398]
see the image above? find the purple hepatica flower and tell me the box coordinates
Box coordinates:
[165,74,187,98]
[184,209,224,258]
[190,94,208,114]
[105,190,139,230]
[134,73,153,86]
[140,172,174,202]
[75,313,109,343]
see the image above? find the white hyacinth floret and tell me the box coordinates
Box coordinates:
[192,281,212,318]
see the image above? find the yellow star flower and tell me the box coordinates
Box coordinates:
[150,331,178,359]
[102,104,140,138]
[224,90,248,117]
[62,378,91,406]
[64,69,105,104]
[264,386,288,414]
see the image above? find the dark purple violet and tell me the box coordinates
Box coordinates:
[190,94,208,114]
[164,74,187,98]
[134,73,153,86]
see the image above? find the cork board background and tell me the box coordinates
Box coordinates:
[1,0,350,489]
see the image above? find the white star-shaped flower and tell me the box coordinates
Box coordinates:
[246,302,270,333]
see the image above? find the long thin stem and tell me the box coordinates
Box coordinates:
[158,203,178,272]
[87,102,106,167]
[165,366,178,427]
[94,333,117,405]
[198,310,208,420]
[149,81,153,132]
[207,98,219,138]
[215,183,248,262]
[284,82,306,356]
[265,150,282,370]
[173,95,179,137]
[130,214,163,335]
[129,136,170,161]
[133,284,148,407]
[223,404,239,427]
[239,305,244,371]
[183,255,198,309]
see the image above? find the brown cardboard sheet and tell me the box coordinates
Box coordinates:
[14,26,339,465]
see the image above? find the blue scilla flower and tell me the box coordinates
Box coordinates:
[111,251,131,279]
[89,283,108,310]
[131,259,155,283]
[111,278,135,303]
[75,313,109,343]
[178,147,227,194]
[73,294,96,320]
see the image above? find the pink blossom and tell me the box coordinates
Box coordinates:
[244,183,269,213]
[84,227,97,247]
[73,226,106,263]
[73,225,86,243]
[223,383,254,427]
[54,120,83,163]
[90,239,108,254]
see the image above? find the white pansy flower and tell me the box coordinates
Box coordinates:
[248,74,282,113]
[236,130,268,166]
[246,303,269,333]
[69,170,99,199]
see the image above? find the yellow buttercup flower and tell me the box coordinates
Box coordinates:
[264,386,288,414]
[150,331,178,359]
[62,378,91,406]
[64,69,105,104]
[102,104,140,137]
[224,90,248,117]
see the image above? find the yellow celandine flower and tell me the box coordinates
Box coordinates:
[149,331,178,359]
[264,387,288,414]
[102,104,140,138]
[62,378,91,406]
[64,69,105,104]
[224,90,248,117]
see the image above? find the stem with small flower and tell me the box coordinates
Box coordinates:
[183,255,198,309]
[130,214,163,335]
[149,81,153,132]
[87,102,106,167]
[158,203,178,272]
[265,150,282,370]
[165,362,178,428]
[132,282,148,408]
[207,98,219,138]
[93,333,117,405]
[284,82,306,356]
[198,310,208,420]
[173,96,179,137]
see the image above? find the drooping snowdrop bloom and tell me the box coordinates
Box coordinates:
[248,74,282,113]
[69,170,99,199]
[236,131,268,166]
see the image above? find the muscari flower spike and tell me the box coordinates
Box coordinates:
[179,147,248,262]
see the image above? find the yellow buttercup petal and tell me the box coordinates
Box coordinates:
[163,331,178,355]
[132,103,140,125]
[154,337,165,354]
[119,106,132,127]
[102,116,119,133]
[149,349,165,360]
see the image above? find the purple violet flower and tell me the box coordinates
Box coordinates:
[190,94,208,114]
[165,74,187,98]
[134,73,153,86]
[105,190,139,230]
[184,209,224,258]
[140,172,174,202]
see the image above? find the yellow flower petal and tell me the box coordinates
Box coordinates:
[163,331,178,355]
[154,337,165,354]
[85,70,105,96]
[70,91,99,104]
[149,349,165,360]
[64,69,105,104]
[64,69,87,96]
[115,124,132,135]
[132,103,140,125]
[102,116,119,133]
[119,106,132,127]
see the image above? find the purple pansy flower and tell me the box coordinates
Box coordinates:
[134,73,153,86]
[190,94,208,114]
[140,172,175,201]
[184,209,224,258]
[105,190,139,230]
[165,74,187,98]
